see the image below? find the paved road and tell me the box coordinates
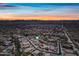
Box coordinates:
[63,25,79,56]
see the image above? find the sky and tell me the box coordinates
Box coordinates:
[0,3,79,20]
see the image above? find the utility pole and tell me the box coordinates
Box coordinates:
[57,39,64,56]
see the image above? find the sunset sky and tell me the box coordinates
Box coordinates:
[0,3,79,20]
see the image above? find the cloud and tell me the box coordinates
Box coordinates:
[0,4,17,8]
[0,3,79,17]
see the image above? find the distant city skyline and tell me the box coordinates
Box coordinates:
[0,3,79,20]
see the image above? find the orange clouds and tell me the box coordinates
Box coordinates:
[0,15,79,20]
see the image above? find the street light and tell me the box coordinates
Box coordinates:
[35,36,39,40]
